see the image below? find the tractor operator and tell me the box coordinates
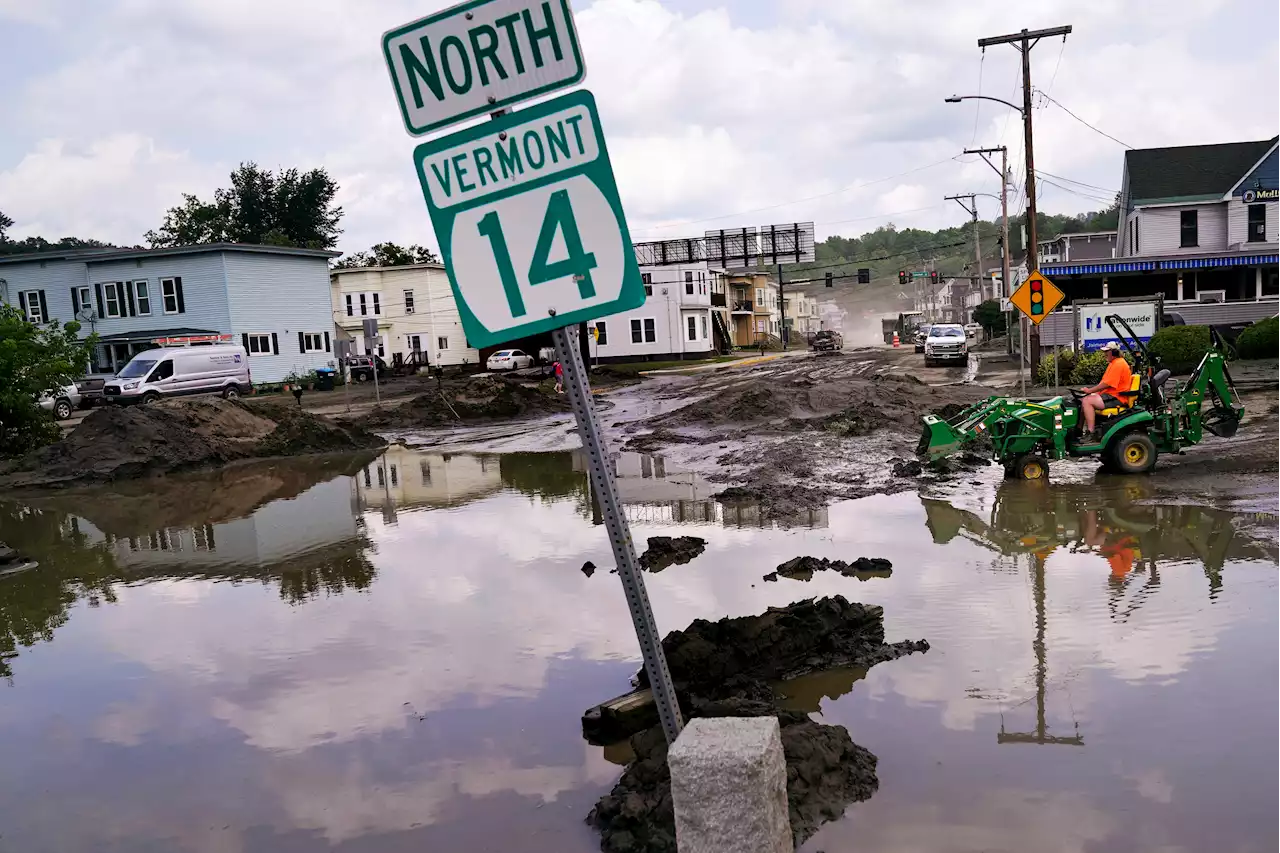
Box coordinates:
[1077,341,1132,442]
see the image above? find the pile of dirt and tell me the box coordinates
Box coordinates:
[361,373,570,427]
[650,373,987,439]
[588,596,927,852]
[1,399,384,488]
[713,483,847,521]
[640,596,928,694]
[588,702,879,853]
[762,555,892,583]
[638,536,707,571]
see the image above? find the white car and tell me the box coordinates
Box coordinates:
[924,324,969,367]
[485,349,534,371]
[964,323,982,339]
[38,384,82,420]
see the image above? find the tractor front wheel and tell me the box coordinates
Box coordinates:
[1110,432,1158,475]
[1006,453,1049,481]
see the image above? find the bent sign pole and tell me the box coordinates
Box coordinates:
[553,324,684,744]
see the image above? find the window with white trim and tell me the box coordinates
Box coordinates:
[345,294,354,316]
[687,315,697,340]
[302,333,324,352]
[246,334,272,354]
[372,292,381,315]
[630,318,656,343]
[161,278,181,313]
[134,280,152,315]
[700,315,708,339]
[756,287,764,304]
[1248,204,1267,242]
[102,282,123,318]
[436,336,448,350]
[19,290,46,323]
[359,293,368,315]
[76,286,91,316]
[404,289,415,314]
[641,272,653,296]
[685,270,694,295]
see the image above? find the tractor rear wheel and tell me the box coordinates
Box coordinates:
[1110,432,1158,475]
[1007,453,1049,481]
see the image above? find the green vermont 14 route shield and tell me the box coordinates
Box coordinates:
[413,89,646,349]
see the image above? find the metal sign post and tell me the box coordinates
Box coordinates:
[362,317,382,406]
[552,323,684,744]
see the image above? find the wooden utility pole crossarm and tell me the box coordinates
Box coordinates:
[974,25,1071,376]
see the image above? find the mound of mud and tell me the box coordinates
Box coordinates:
[651,373,988,438]
[638,536,706,571]
[713,483,842,521]
[640,596,928,694]
[589,702,878,853]
[2,399,384,488]
[362,373,571,427]
[588,596,927,853]
[764,555,892,582]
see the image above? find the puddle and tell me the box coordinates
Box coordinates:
[0,449,1275,852]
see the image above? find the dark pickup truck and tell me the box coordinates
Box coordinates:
[810,330,843,351]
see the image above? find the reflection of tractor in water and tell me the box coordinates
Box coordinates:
[923,479,1271,597]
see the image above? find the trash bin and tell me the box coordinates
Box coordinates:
[315,368,336,391]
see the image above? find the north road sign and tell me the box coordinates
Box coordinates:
[383,0,586,136]
[412,89,645,348]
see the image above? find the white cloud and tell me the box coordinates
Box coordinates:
[0,135,220,246]
[1,0,1273,254]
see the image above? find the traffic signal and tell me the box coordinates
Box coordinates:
[1030,275,1044,316]
[930,270,939,285]
[898,270,909,286]
[825,271,833,287]
[857,268,871,284]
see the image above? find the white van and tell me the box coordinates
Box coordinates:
[103,344,251,404]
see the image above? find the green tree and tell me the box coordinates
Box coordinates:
[972,299,1007,337]
[0,306,96,457]
[146,162,343,250]
[332,241,440,269]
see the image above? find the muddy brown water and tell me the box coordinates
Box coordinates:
[0,447,1275,852]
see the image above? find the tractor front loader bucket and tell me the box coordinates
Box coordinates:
[919,413,966,460]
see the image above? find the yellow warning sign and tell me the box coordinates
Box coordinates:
[1009,270,1065,326]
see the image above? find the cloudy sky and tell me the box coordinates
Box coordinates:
[1,0,1276,256]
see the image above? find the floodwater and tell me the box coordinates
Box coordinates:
[0,447,1275,853]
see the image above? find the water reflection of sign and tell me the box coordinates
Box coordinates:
[1079,302,1157,351]
[1242,188,1278,203]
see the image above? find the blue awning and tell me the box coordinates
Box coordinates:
[1043,253,1278,277]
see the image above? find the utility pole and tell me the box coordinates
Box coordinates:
[777,263,787,347]
[945,194,980,321]
[976,25,1071,373]
[965,146,1012,350]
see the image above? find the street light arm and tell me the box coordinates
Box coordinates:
[945,94,1025,115]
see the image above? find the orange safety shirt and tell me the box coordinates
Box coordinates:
[1100,357,1133,400]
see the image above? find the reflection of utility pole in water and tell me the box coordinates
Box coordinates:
[380,455,397,525]
[998,553,1084,746]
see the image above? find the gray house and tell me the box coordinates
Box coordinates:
[0,243,340,384]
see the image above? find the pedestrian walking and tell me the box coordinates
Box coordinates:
[553,360,564,394]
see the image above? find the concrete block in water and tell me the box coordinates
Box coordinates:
[668,716,794,853]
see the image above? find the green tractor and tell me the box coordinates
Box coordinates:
[919,315,1244,480]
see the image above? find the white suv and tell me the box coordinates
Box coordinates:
[924,324,968,367]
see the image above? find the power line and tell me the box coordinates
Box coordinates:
[970,51,986,148]
[1037,91,1133,148]
[630,157,962,236]
[1035,169,1116,194]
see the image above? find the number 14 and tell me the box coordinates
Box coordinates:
[476,189,598,319]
